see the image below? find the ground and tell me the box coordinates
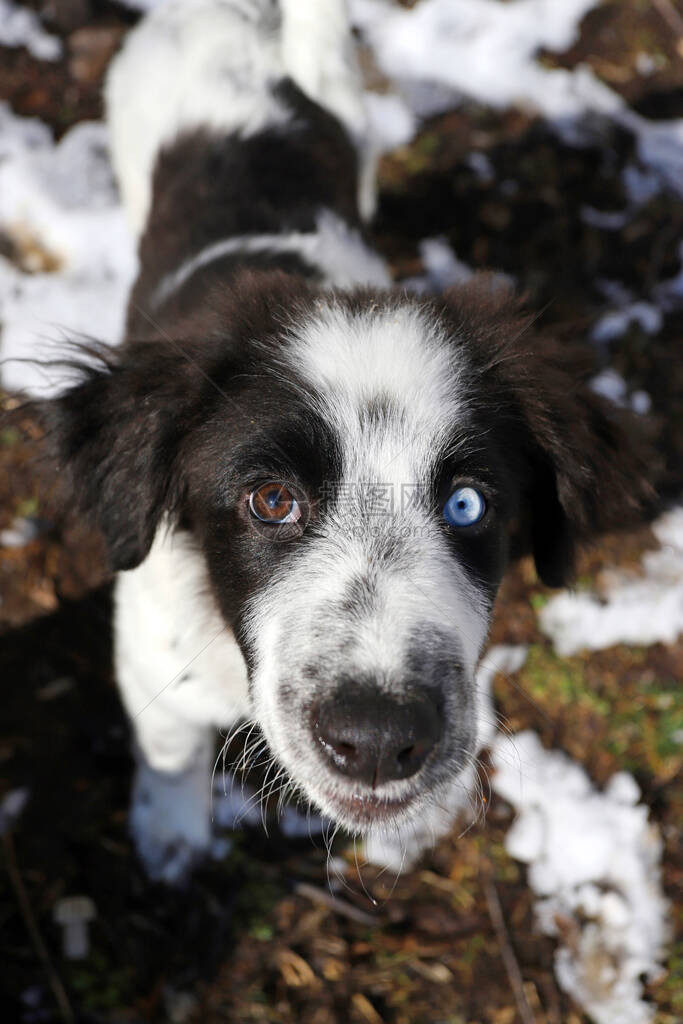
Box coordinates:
[0,2,681,1023]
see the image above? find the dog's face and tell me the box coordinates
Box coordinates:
[41,272,645,833]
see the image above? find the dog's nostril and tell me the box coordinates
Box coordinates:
[312,688,441,788]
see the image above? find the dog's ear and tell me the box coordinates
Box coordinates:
[33,342,201,572]
[441,278,652,587]
[512,365,646,587]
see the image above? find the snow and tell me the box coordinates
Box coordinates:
[591,302,663,344]
[653,241,683,314]
[0,515,45,548]
[350,0,683,198]
[590,368,651,415]
[363,89,415,151]
[492,730,670,1024]
[402,236,474,294]
[0,104,137,397]
[402,236,514,295]
[351,0,599,118]
[0,787,29,835]
[540,506,683,655]
[211,778,325,836]
[0,0,62,61]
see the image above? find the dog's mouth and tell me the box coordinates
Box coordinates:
[320,786,418,829]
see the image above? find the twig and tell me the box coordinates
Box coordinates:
[483,870,537,1024]
[294,881,380,927]
[3,832,74,1024]
[650,0,683,40]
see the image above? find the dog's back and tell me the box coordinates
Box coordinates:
[106,0,385,337]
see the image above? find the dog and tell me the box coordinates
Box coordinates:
[37,0,645,883]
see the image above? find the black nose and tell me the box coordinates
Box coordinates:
[312,688,441,788]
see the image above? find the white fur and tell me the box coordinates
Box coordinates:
[286,302,468,474]
[152,209,389,309]
[243,303,489,833]
[115,526,249,747]
[115,527,250,877]
[107,0,288,236]
[279,0,378,218]
[107,0,372,236]
[280,0,367,139]
[130,733,213,883]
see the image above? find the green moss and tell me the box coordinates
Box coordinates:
[654,939,683,1021]
[67,950,134,1012]
[0,426,20,446]
[15,496,39,518]
[518,645,610,716]
[501,643,682,783]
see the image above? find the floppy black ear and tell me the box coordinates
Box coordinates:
[441,278,652,588]
[35,342,199,572]
[514,373,648,587]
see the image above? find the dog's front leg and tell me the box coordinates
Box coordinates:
[113,529,251,883]
[128,710,214,884]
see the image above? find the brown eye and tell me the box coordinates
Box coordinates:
[249,482,301,524]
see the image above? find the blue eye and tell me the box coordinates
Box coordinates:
[443,486,486,527]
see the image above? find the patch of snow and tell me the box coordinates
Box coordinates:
[591,300,663,344]
[630,390,651,415]
[635,52,657,78]
[419,236,474,289]
[350,0,683,199]
[590,368,651,415]
[465,150,494,183]
[0,104,137,397]
[0,787,29,835]
[212,784,264,830]
[211,778,325,836]
[0,0,62,61]
[0,101,52,160]
[279,805,325,838]
[402,235,513,295]
[580,205,630,231]
[624,112,683,201]
[539,506,683,655]
[492,731,670,1024]
[653,241,683,314]
[351,0,600,118]
[622,163,662,206]
[0,515,46,548]
[364,90,415,151]
[590,256,683,346]
[394,77,463,121]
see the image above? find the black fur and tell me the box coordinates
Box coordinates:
[39,273,649,600]
[127,78,358,338]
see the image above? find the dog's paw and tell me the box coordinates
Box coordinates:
[130,759,211,885]
[132,827,208,885]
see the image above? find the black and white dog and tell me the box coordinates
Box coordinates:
[40,0,644,882]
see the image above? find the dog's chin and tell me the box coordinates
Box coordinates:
[307,783,424,834]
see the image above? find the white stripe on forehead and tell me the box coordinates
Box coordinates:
[285,300,466,482]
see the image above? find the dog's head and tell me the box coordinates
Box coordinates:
[39,271,648,833]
